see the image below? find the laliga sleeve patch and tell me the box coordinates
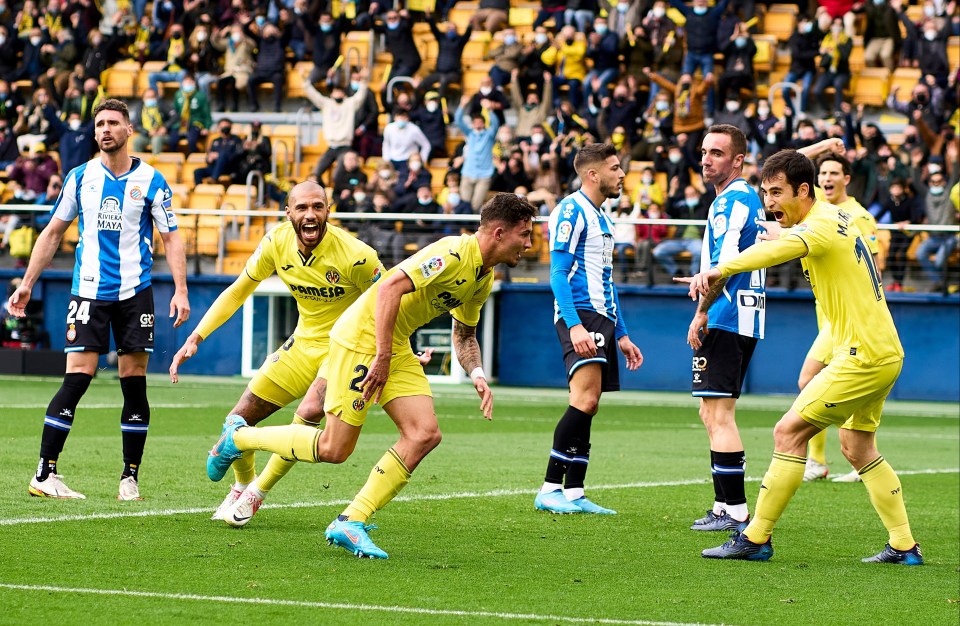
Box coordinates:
[712,213,727,234]
[420,256,445,278]
[557,221,573,243]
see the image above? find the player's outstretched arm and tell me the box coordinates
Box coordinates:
[453,320,493,420]
[6,217,71,318]
[160,230,191,328]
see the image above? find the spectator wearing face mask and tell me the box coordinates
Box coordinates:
[410,92,448,159]
[583,17,621,104]
[188,24,222,99]
[399,183,443,251]
[859,0,902,71]
[168,75,213,155]
[895,0,951,86]
[332,150,369,209]
[394,153,433,208]
[440,185,474,235]
[784,15,822,114]
[717,21,756,108]
[913,167,959,291]
[148,25,189,94]
[645,70,710,149]
[193,118,245,185]
[651,184,709,281]
[608,0,643,38]
[455,94,501,210]
[669,0,729,114]
[630,166,666,213]
[887,81,945,131]
[542,26,587,110]
[303,77,369,185]
[130,88,172,155]
[5,142,59,203]
[43,109,95,175]
[247,23,287,112]
[211,23,256,112]
[510,69,553,139]
[420,13,472,101]
[10,27,46,84]
[486,27,523,88]
[305,13,353,85]
[813,18,853,115]
[654,143,693,191]
[382,108,432,178]
[713,97,749,134]
[360,8,421,104]
[876,178,925,292]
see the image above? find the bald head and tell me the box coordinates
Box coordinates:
[286,181,329,251]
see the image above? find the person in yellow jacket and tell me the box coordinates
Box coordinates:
[541,25,587,110]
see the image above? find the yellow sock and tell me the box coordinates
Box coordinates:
[233,424,321,463]
[342,448,411,523]
[256,414,322,493]
[859,456,916,551]
[743,452,806,544]
[232,450,257,485]
[807,429,827,465]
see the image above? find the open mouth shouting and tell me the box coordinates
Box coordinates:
[298,220,321,245]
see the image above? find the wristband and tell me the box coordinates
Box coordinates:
[469,367,485,381]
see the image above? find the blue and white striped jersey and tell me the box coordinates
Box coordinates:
[548,190,619,326]
[699,178,766,338]
[52,157,176,301]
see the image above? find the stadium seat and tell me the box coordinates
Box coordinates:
[222,184,258,212]
[181,152,209,186]
[752,35,777,74]
[762,6,796,42]
[852,67,889,107]
[448,4,479,30]
[167,183,190,210]
[889,68,921,103]
[949,36,959,68]
[462,32,491,65]
[102,60,140,99]
[153,152,184,184]
[342,31,372,67]
[508,6,536,28]
[848,36,865,73]
[287,61,313,99]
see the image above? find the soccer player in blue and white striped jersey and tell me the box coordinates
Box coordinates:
[680,124,766,532]
[536,143,644,515]
[7,99,190,501]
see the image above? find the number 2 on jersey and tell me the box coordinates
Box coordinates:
[854,237,882,301]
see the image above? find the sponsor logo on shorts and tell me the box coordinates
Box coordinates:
[692,356,707,384]
[326,270,340,284]
[139,313,154,328]
[352,398,365,412]
[556,221,572,243]
[66,324,77,342]
[420,256,445,278]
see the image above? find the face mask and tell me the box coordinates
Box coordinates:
[171,32,182,39]
[320,23,332,32]
[0,36,6,46]
[183,84,196,94]
[231,33,242,43]
[480,86,492,96]
[641,174,653,185]
[256,16,266,26]
[31,36,42,45]
[426,101,438,112]
[396,120,408,129]
[333,96,344,104]
[418,197,431,206]
[928,185,944,195]
[162,0,172,8]
[196,31,207,41]
[923,30,936,41]
[924,5,935,16]
[504,34,516,45]
[725,100,740,112]
[873,0,883,5]
[531,133,544,145]
[386,20,399,29]
[757,106,770,118]
[668,152,681,163]
[685,197,699,207]
[801,22,813,33]
[294,7,302,14]
[767,132,777,144]
[693,6,707,14]
[447,31,458,40]
[565,37,574,45]
[448,192,461,205]
[410,161,422,172]
[916,93,928,104]
[595,24,608,35]
[735,36,747,47]
[653,6,665,17]
[379,169,392,178]
[221,126,232,135]
[350,81,361,92]
[524,102,538,111]
[535,33,548,45]
[618,2,629,13]
[655,99,669,112]
[68,119,81,130]
[145,98,158,107]
[831,26,843,35]
[354,191,367,202]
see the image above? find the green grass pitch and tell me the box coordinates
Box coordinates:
[0,375,957,625]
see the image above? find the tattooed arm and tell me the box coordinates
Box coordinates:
[453,319,493,420]
[686,276,727,350]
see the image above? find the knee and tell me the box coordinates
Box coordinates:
[317,441,353,464]
[409,424,443,453]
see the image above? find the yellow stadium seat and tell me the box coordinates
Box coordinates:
[949,36,959,68]
[182,152,209,187]
[752,35,777,74]
[167,183,190,210]
[342,31,371,66]
[152,152,184,184]
[287,61,313,99]
[852,67,889,107]
[848,36,865,73]
[136,61,166,96]
[221,184,258,212]
[762,7,796,42]
[448,4,478,30]
[463,32,491,65]
[509,6,536,27]
[889,68,921,103]
[102,60,140,99]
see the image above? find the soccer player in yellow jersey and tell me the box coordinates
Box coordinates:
[205,193,538,559]
[679,149,922,565]
[169,181,385,526]
[795,147,882,483]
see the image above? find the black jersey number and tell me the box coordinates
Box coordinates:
[854,237,883,301]
[349,364,370,392]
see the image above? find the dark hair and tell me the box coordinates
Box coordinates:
[704,124,747,158]
[760,149,815,196]
[573,142,617,176]
[816,153,851,177]
[93,98,130,123]
[479,193,538,227]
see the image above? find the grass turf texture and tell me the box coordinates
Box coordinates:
[0,375,957,626]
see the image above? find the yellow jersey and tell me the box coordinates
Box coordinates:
[331,234,494,354]
[245,222,384,342]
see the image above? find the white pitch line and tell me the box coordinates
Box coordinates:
[0,583,719,626]
[2,469,956,527]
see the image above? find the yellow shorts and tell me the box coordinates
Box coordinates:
[793,352,902,432]
[324,340,431,427]
[248,335,329,407]
[805,327,833,365]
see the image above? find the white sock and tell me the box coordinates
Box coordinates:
[726,503,749,522]
[540,482,563,494]
[563,487,584,501]
[234,482,248,491]
[712,501,725,516]
[246,484,266,499]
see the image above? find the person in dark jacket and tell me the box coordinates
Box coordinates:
[193,118,245,184]
[716,21,756,107]
[349,67,383,159]
[583,16,620,103]
[813,18,853,114]
[669,0,729,114]
[896,8,952,87]
[247,23,287,112]
[306,13,352,85]
[43,108,95,175]
[860,0,901,71]
[419,13,472,101]
[410,91,448,159]
[783,15,821,113]
[876,178,926,291]
[361,8,421,104]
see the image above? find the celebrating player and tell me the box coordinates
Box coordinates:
[169,181,385,526]
[8,99,190,501]
[680,149,922,565]
[685,125,766,532]
[534,143,643,515]
[203,193,537,559]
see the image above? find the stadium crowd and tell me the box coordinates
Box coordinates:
[0,0,957,289]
